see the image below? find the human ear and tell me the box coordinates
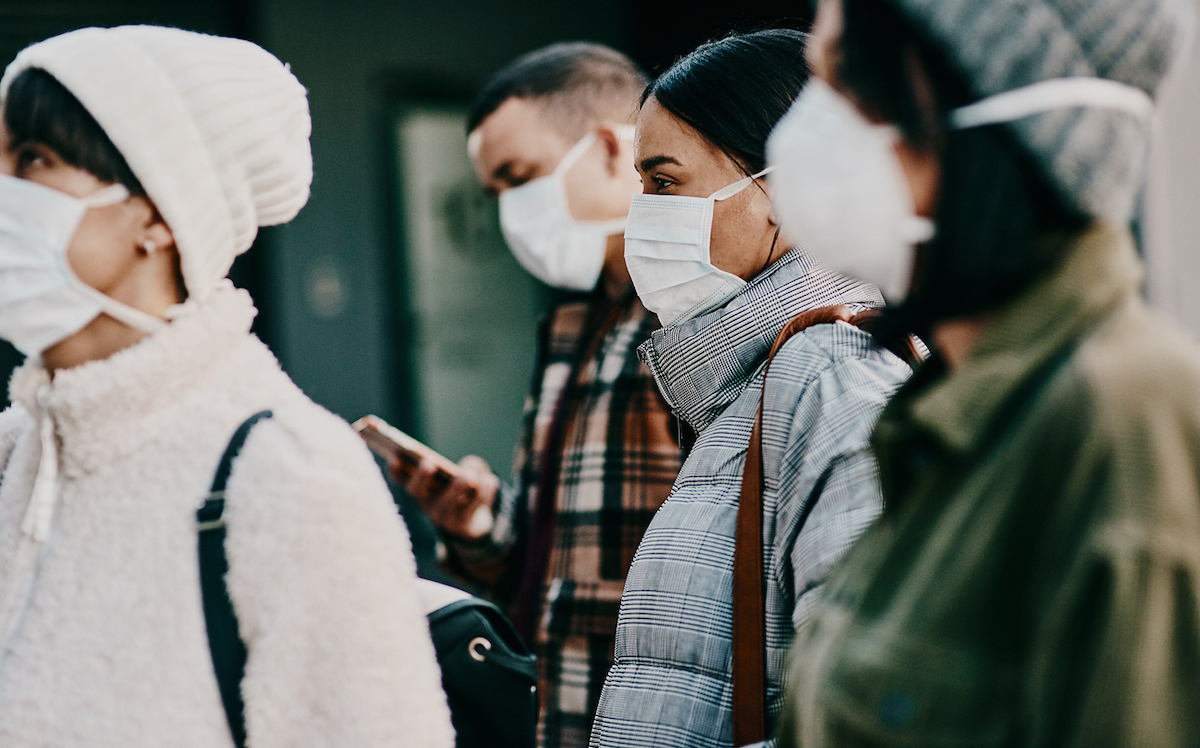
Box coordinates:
[132,196,175,257]
[747,173,779,228]
[760,179,779,227]
[594,124,624,177]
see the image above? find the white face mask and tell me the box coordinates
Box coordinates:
[0,174,168,357]
[765,78,933,301]
[624,165,776,326]
[767,76,1156,302]
[498,128,632,291]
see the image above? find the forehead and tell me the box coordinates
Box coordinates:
[634,96,728,170]
[469,97,571,172]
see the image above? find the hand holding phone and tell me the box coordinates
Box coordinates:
[353,415,498,538]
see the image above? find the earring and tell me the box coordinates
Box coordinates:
[142,239,157,255]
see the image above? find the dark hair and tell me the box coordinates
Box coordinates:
[3,68,144,195]
[467,42,648,136]
[642,28,809,176]
[838,0,1088,332]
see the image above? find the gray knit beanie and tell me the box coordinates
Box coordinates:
[885,0,1194,221]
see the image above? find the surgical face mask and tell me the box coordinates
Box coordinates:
[0,174,168,357]
[498,128,632,291]
[767,76,1155,301]
[624,165,775,326]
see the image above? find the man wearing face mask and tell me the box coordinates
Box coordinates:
[397,43,683,748]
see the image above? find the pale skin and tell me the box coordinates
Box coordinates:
[398,96,643,538]
[0,117,181,373]
[809,0,990,368]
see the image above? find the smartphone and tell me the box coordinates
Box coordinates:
[353,415,476,497]
[354,415,493,537]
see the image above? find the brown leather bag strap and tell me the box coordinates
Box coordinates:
[731,305,856,746]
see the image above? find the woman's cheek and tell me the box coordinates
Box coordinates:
[65,213,136,293]
[709,201,760,281]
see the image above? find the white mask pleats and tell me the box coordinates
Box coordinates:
[624,165,775,326]
[498,127,634,290]
[0,175,168,357]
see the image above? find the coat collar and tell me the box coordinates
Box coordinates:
[877,222,1142,457]
[9,283,257,451]
[638,248,882,433]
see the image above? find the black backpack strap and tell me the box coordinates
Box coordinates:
[197,410,273,748]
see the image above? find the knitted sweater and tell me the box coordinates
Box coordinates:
[0,286,453,747]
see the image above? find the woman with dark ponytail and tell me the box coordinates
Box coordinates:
[590,29,912,747]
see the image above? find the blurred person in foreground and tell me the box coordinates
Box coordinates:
[397,43,684,748]
[589,30,913,748]
[769,0,1200,745]
[0,27,452,747]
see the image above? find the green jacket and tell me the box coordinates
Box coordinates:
[780,223,1200,748]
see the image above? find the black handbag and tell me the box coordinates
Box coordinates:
[197,412,537,748]
[418,579,538,748]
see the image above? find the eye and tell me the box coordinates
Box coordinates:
[651,175,674,192]
[509,166,541,189]
[14,144,51,175]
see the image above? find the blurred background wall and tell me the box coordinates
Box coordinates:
[1145,11,1200,334]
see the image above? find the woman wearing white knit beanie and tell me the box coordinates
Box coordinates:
[0,25,452,748]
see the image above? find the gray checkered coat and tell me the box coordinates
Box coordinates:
[590,249,912,748]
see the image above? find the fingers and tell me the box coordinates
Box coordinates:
[434,459,490,526]
[404,458,441,513]
[386,455,408,485]
[401,454,500,539]
[457,454,491,477]
[456,455,499,509]
[432,457,499,539]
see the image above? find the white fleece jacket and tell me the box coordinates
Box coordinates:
[0,285,454,747]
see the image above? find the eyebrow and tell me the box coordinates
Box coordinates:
[638,154,681,173]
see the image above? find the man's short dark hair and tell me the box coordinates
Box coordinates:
[467,42,648,137]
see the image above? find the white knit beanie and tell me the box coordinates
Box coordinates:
[0,26,313,301]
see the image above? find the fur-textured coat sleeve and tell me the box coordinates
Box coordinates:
[0,406,29,479]
[223,404,454,748]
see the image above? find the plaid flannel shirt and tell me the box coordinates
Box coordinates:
[590,250,911,748]
[449,289,682,748]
